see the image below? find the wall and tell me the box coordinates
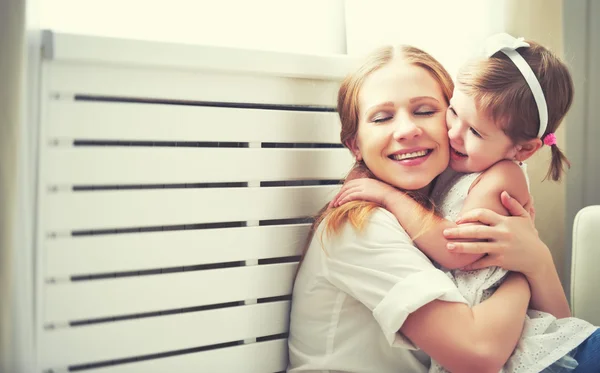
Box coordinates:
[0,0,38,371]
[503,0,568,283]
[563,0,600,299]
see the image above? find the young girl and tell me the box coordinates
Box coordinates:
[330,33,598,372]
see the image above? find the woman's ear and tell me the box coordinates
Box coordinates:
[514,138,542,162]
[344,138,362,161]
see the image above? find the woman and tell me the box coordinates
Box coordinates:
[288,45,532,373]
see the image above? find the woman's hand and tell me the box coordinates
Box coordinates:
[443,191,551,279]
[523,194,536,224]
[329,178,399,208]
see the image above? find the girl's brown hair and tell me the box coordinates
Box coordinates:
[303,45,454,255]
[456,41,574,181]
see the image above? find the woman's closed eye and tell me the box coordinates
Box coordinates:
[415,105,438,117]
[415,110,437,116]
[371,113,393,123]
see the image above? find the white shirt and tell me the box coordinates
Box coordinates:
[288,208,468,373]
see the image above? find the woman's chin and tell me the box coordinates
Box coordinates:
[387,177,433,193]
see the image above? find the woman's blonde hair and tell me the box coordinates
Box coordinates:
[303,45,454,253]
[456,41,574,181]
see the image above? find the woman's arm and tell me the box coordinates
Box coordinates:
[402,271,531,373]
[331,178,483,269]
[443,192,571,318]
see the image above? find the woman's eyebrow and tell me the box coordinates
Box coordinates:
[365,101,395,115]
[410,96,440,103]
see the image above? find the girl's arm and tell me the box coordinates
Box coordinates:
[455,160,531,225]
[443,192,571,318]
[331,178,483,269]
[402,271,531,373]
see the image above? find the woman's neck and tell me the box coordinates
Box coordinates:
[414,183,433,198]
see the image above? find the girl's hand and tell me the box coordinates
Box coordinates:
[329,178,399,208]
[443,191,551,278]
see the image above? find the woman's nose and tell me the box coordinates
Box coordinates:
[392,117,422,141]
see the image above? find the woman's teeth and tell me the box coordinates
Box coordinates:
[391,150,429,161]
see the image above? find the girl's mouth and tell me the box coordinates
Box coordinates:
[451,147,467,158]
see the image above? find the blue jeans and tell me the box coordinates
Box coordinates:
[571,328,600,373]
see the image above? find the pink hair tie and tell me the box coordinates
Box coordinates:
[543,133,557,146]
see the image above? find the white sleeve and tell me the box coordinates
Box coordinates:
[323,208,468,348]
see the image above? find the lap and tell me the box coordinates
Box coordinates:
[572,328,600,373]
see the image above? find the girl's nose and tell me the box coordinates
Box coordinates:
[447,120,464,145]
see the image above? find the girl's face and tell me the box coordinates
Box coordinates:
[349,61,449,192]
[447,86,518,173]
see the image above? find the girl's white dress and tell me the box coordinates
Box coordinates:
[428,166,597,373]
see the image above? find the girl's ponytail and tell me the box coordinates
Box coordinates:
[546,143,571,182]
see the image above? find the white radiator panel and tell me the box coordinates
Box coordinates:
[45,62,339,107]
[78,340,288,373]
[40,301,290,369]
[44,147,352,185]
[46,224,308,277]
[45,263,296,323]
[35,31,351,372]
[43,186,337,232]
[47,100,341,143]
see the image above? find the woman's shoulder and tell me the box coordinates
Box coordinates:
[334,207,413,244]
[317,207,430,265]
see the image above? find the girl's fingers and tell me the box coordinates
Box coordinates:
[337,194,356,206]
[332,186,355,207]
[336,187,362,206]
[443,224,499,241]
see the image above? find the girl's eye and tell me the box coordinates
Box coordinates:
[469,127,483,138]
[448,106,457,116]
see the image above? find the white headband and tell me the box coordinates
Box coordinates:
[483,33,548,138]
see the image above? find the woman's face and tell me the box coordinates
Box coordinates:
[350,61,450,191]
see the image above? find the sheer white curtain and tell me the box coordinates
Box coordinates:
[344,0,505,78]
[39,0,347,54]
[40,0,506,69]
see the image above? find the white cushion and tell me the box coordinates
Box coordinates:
[571,205,600,325]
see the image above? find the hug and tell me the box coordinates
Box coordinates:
[288,33,600,373]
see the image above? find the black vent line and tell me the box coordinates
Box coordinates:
[75,94,336,112]
[73,140,249,148]
[73,182,248,191]
[67,337,287,372]
[71,221,246,237]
